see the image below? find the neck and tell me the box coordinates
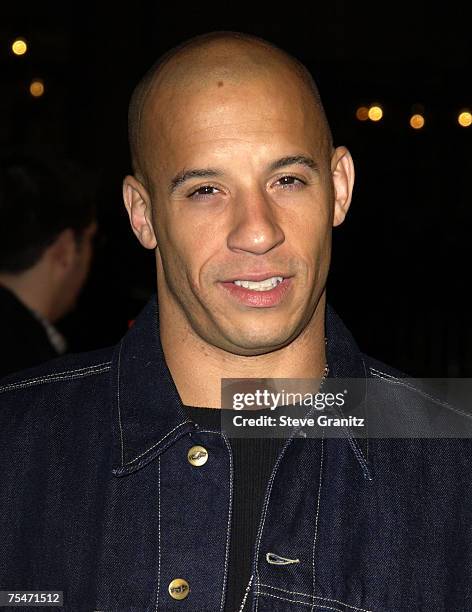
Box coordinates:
[0,266,55,322]
[159,291,327,409]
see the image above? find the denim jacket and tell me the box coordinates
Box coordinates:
[1,295,471,612]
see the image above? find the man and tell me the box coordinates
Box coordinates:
[1,32,471,612]
[0,158,97,378]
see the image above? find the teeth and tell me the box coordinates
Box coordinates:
[233,276,283,291]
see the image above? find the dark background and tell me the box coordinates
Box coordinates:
[1,2,471,376]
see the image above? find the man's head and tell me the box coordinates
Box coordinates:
[0,157,97,321]
[123,31,354,356]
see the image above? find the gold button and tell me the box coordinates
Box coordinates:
[168,578,190,600]
[187,445,208,466]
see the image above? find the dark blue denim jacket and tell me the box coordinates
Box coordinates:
[1,295,471,611]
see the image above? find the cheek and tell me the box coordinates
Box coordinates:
[156,228,200,295]
[287,202,331,250]
[158,210,222,275]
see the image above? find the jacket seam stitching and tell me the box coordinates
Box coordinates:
[116,341,124,466]
[122,420,194,466]
[0,363,111,393]
[255,590,344,611]
[219,432,233,612]
[311,432,325,609]
[329,402,372,480]
[344,435,372,481]
[258,584,373,611]
[237,575,254,612]
[370,367,472,420]
[154,456,161,611]
[2,360,111,383]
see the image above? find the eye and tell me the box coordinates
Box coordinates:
[188,185,220,200]
[274,175,306,190]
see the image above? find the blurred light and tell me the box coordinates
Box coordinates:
[356,106,369,121]
[368,105,383,122]
[29,79,45,98]
[410,114,425,129]
[11,38,28,56]
[458,111,472,127]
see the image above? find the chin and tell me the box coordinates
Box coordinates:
[222,327,294,355]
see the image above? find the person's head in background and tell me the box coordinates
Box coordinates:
[0,157,97,323]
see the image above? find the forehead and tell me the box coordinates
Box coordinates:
[140,62,327,174]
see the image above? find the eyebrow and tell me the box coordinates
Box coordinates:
[169,154,319,194]
[170,168,222,193]
[268,155,319,173]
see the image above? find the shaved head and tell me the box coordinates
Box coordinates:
[122,30,355,367]
[128,31,333,180]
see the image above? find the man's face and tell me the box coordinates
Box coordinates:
[134,68,351,356]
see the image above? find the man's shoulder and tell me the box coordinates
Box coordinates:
[0,344,114,391]
[0,345,116,490]
[363,354,409,379]
[362,352,444,405]
[361,353,472,434]
[0,344,115,421]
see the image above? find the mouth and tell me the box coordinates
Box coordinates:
[233,275,284,291]
[219,275,293,307]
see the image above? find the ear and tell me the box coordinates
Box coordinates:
[331,146,355,227]
[47,228,77,272]
[122,175,157,249]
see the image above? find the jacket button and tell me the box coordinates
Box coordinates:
[187,445,208,466]
[168,578,190,600]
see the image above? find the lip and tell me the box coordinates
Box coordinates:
[219,277,293,308]
[222,272,289,282]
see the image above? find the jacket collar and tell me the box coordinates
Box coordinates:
[110,294,371,478]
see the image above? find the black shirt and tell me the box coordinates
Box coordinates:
[183,405,288,611]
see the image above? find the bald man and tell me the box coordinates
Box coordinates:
[1,31,472,612]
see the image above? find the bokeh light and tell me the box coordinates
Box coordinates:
[29,79,45,98]
[11,38,28,56]
[356,106,369,121]
[410,114,425,129]
[368,105,383,122]
[458,111,472,127]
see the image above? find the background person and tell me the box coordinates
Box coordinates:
[0,156,97,378]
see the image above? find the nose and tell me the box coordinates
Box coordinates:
[227,187,285,255]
